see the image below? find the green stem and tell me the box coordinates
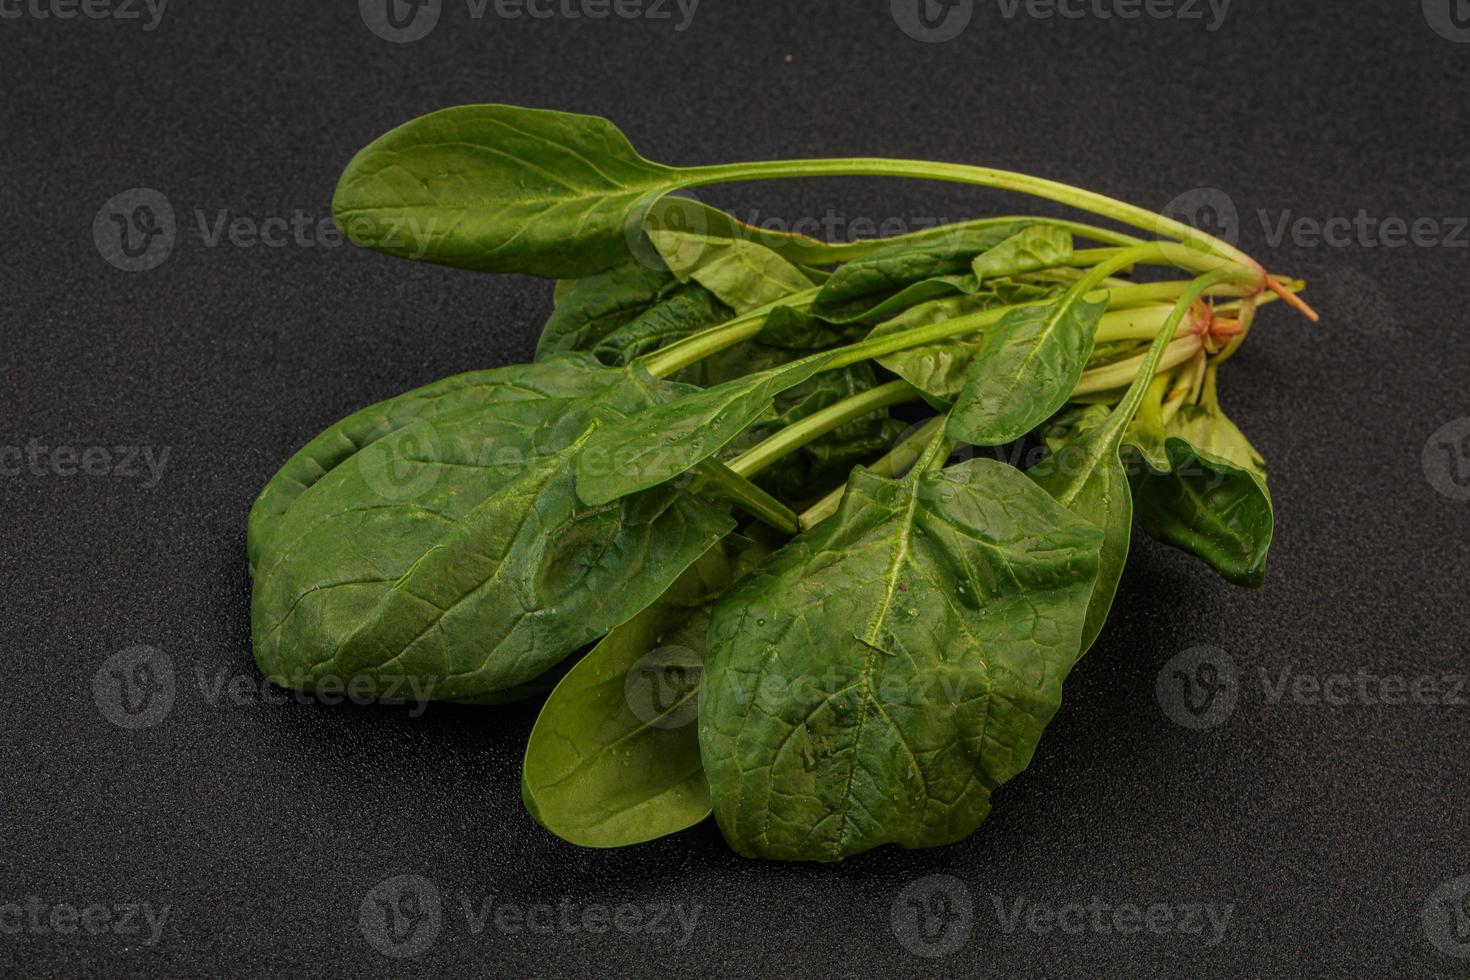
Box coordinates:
[727,380,921,479]
[683,158,1263,278]
[694,460,801,535]
[797,417,945,527]
[642,287,821,378]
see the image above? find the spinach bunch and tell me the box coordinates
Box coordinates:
[251,104,1316,860]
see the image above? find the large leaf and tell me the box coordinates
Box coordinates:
[1128,397,1273,586]
[333,104,682,278]
[700,458,1104,861]
[250,354,734,702]
[521,544,732,847]
[574,353,832,506]
[946,290,1108,445]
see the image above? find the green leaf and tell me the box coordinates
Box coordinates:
[1029,407,1132,656]
[812,223,1031,319]
[946,290,1108,445]
[868,281,1062,399]
[535,259,685,361]
[250,354,735,702]
[649,229,817,313]
[700,458,1103,861]
[574,353,832,506]
[593,284,732,366]
[970,225,1074,281]
[521,544,733,848]
[332,104,680,279]
[1128,397,1273,587]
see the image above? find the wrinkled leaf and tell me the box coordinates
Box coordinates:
[250,354,735,702]
[700,458,1103,861]
[536,259,686,361]
[649,229,817,313]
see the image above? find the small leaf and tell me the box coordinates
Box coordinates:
[649,229,817,313]
[947,290,1108,445]
[971,225,1073,281]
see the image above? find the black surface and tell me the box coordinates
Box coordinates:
[3,1,1469,976]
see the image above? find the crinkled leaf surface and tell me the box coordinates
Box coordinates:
[250,354,734,702]
[947,290,1108,445]
[700,458,1103,861]
[521,545,733,848]
[535,259,689,361]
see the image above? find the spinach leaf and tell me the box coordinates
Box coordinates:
[535,259,683,361]
[812,222,1031,318]
[970,225,1074,282]
[1028,405,1133,655]
[868,281,1062,400]
[250,354,735,702]
[592,284,732,366]
[333,105,682,279]
[521,544,732,848]
[1127,380,1273,586]
[574,353,832,506]
[699,457,1103,861]
[649,229,818,313]
[946,289,1108,445]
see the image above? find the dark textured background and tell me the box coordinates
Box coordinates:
[3,0,1468,975]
